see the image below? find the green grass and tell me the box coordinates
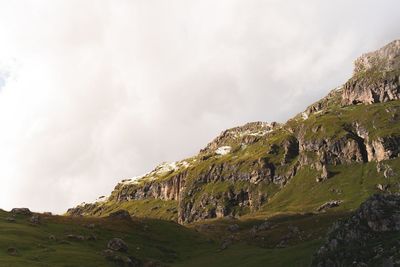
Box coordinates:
[174,240,320,267]
[0,211,215,267]
[292,100,400,141]
[0,209,350,267]
[80,199,179,221]
[260,157,400,214]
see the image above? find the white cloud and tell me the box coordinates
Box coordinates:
[0,0,398,213]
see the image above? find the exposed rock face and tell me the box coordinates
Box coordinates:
[312,194,400,267]
[342,71,400,105]
[342,40,400,105]
[115,172,185,202]
[354,40,400,74]
[353,122,400,162]
[177,160,275,223]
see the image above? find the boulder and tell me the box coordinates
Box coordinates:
[316,200,342,212]
[109,210,131,220]
[11,208,32,215]
[107,238,128,252]
[29,214,40,224]
[7,247,18,256]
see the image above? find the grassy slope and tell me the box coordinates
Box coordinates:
[174,241,320,267]
[0,208,350,267]
[261,157,400,215]
[89,199,179,221]
[2,147,399,266]
[0,212,213,267]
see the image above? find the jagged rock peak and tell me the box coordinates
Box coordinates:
[342,40,400,105]
[354,39,400,74]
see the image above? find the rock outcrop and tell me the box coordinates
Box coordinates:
[354,40,400,74]
[342,40,400,105]
[312,194,400,267]
[11,208,32,215]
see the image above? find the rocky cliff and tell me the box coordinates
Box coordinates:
[312,194,400,267]
[343,39,400,105]
[67,40,400,224]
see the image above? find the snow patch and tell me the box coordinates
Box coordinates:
[121,160,192,185]
[216,146,232,155]
[95,195,109,203]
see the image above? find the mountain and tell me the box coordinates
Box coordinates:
[2,40,399,267]
[68,40,400,226]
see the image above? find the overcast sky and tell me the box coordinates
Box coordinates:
[0,1,399,213]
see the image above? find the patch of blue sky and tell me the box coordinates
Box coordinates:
[0,71,8,91]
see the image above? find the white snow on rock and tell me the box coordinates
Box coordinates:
[302,112,309,120]
[95,195,109,203]
[216,146,232,155]
[120,160,192,185]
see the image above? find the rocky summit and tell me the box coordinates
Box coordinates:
[343,40,400,105]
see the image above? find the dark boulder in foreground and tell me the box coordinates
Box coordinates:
[108,238,128,252]
[312,194,400,267]
[7,247,18,256]
[108,209,131,220]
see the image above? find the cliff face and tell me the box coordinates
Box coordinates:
[342,40,400,105]
[67,40,400,224]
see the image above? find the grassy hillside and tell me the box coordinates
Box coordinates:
[0,210,214,267]
[0,207,352,267]
[261,157,400,214]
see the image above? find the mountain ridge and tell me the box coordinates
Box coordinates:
[67,39,400,226]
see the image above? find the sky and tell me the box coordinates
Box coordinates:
[0,0,399,213]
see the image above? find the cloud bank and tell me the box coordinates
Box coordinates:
[0,0,399,213]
